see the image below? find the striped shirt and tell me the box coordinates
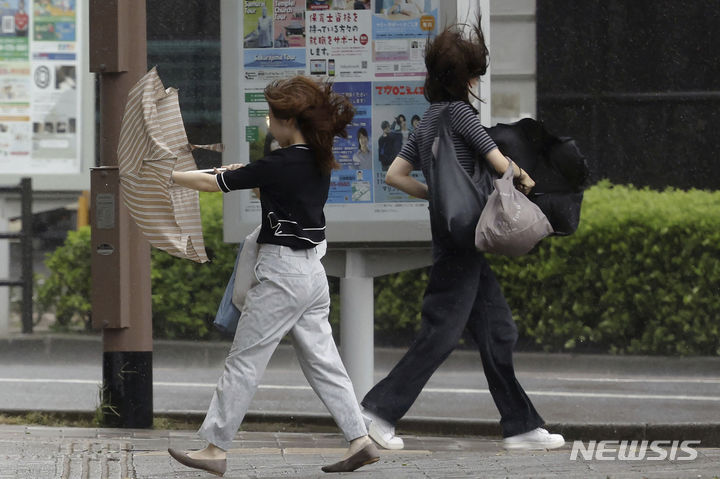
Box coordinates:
[398,101,497,176]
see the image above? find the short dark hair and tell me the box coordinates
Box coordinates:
[423,15,489,104]
[357,127,368,139]
[381,120,390,129]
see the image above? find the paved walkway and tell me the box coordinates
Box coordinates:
[1,425,719,479]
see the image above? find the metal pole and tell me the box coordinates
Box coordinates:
[90,0,152,428]
[340,275,375,399]
[20,178,33,334]
[338,250,375,399]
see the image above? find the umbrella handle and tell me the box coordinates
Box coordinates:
[187,143,224,153]
[189,168,227,174]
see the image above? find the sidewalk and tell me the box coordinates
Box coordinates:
[2,333,720,453]
[1,424,719,478]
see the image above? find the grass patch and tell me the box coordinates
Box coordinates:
[0,411,96,428]
[0,411,336,433]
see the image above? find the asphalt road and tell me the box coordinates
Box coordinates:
[2,338,720,426]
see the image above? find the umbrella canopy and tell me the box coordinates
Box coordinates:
[485,119,589,236]
[117,67,222,263]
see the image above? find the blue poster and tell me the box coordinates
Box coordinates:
[329,81,373,204]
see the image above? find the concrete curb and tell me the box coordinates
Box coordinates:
[3,408,719,447]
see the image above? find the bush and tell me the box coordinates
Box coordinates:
[149,192,236,339]
[338,181,720,356]
[37,226,92,330]
[37,183,720,355]
[486,181,720,356]
[37,193,236,339]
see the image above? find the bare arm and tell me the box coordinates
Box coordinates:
[172,164,248,193]
[171,170,221,192]
[385,157,428,199]
[485,147,535,193]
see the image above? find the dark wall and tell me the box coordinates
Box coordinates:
[537,1,720,190]
[147,0,222,168]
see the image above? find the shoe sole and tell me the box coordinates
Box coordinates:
[321,444,380,473]
[503,440,565,451]
[368,423,404,450]
[168,448,226,476]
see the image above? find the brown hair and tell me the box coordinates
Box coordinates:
[423,15,489,105]
[264,76,355,175]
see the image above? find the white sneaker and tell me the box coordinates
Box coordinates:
[362,409,404,450]
[503,428,565,450]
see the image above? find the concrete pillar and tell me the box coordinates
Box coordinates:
[0,198,8,336]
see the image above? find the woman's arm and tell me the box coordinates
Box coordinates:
[171,170,221,192]
[385,157,428,199]
[172,164,248,193]
[485,147,535,193]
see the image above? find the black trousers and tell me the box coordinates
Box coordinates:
[361,243,544,438]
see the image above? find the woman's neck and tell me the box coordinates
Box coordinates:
[282,131,306,147]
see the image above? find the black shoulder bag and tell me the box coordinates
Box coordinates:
[427,105,494,250]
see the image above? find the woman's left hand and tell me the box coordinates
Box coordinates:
[216,163,244,173]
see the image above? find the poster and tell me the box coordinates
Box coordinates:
[0,0,31,166]
[274,0,306,48]
[244,0,274,48]
[243,47,307,81]
[0,0,80,174]
[235,0,441,208]
[329,81,372,203]
[372,0,438,78]
[307,7,371,80]
[371,79,427,202]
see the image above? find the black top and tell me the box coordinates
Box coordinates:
[215,145,329,249]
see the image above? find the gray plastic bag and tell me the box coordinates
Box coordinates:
[475,160,553,256]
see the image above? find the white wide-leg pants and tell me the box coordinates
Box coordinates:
[198,241,367,451]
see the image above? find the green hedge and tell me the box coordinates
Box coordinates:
[37,183,720,355]
[486,181,720,356]
[37,192,236,340]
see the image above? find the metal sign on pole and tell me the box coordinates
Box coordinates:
[89,0,153,429]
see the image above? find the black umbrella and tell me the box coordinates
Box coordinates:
[485,118,589,236]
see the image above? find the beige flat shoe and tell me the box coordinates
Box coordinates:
[321,443,380,473]
[168,448,227,477]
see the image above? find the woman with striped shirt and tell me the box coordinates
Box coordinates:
[360,17,566,452]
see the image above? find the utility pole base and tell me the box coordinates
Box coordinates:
[101,351,153,428]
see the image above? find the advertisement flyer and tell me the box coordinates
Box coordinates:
[273,0,305,48]
[33,0,76,42]
[0,0,30,60]
[243,0,274,48]
[372,0,438,78]
[30,0,79,173]
[307,7,371,80]
[0,62,31,166]
[0,0,80,174]
[371,79,427,202]
[243,47,306,82]
[329,81,372,204]
[234,0,443,208]
[0,0,31,167]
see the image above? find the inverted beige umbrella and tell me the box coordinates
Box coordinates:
[117,67,222,263]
